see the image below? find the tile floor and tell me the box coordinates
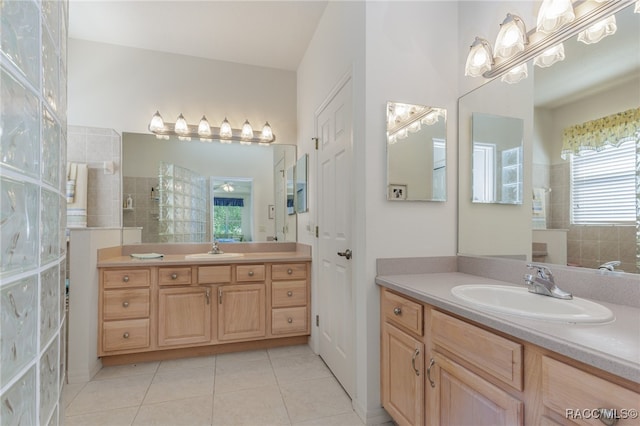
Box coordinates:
[62,345,368,426]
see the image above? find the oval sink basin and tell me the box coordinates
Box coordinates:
[451,285,614,324]
[184,252,245,260]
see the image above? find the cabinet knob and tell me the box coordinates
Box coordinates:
[287,268,293,275]
[248,270,254,277]
[171,273,178,280]
[393,307,402,316]
[287,291,293,297]
[122,301,129,308]
[123,275,130,282]
[123,332,130,339]
[287,317,293,323]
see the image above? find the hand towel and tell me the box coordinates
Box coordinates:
[66,162,77,203]
[67,163,88,228]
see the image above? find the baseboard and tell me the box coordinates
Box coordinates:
[66,358,102,384]
[352,400,391,425]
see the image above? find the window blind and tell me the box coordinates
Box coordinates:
[571,140,636,224]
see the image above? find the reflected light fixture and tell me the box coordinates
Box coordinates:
[577,15,617,44]
[494,14,528,59]
[220,182,234,192]
[147,112,276,144]
[533,43,565,68]
[465,37,494,77]
[537,0,575,33]
[501,63,528,84]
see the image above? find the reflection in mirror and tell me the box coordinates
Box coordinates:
[459,4,639,273]
[122,132,297,243]
[295,155,308,213]
[386,101,447,201]
[286,166,295,215]
[211,177,253,242]
[472,113,524,204]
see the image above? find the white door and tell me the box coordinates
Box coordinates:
[316,77,354,397]
[274,154,286,241]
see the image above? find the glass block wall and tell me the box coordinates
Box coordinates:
[158,162,208,242]
[1,1,68,425]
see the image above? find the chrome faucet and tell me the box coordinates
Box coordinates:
[208,239,224,255]
[524,263,572,300]
[598,260,621,272]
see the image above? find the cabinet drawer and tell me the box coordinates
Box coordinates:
[198,265,231,284]
[542,356,640,425]
[272,281,307,307]
[158,267,192,285]
[236,265,265,282]
[382,289,423,336]
[272,307,308,335]
[272,263,307,280]
[102,319,150,352]
[103,269,150,289]
[103,289,150,320]
[431,310,523,391]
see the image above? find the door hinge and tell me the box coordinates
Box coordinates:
[316,315,319,327]
[313,137,318,150]
[315,226,319,238]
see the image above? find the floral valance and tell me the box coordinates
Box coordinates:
[560,107,640,159]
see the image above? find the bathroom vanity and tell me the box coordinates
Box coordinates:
[96,243,311,365]
[377,256,640,426]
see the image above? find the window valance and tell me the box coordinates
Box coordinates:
[214,197,244,207]
[560,107,640,159]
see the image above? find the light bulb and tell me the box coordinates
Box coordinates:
[219,117,232,139]
[494,14,528,59]
[241,120,253,140]
[501,63,528,84]
[465,37,493,77]
[536,0,575,34]
[577,15,617,44]
[197,115,211,137]
[261,122,273,141]
[534,43,565,68]
[149,111,165,133]
[174,114,189,135]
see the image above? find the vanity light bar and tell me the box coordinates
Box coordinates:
[480,0,633,79]
[148,111,276,144]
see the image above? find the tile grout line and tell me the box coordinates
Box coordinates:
[268,349,294,426]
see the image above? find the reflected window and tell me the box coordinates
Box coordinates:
[212,177,253,241]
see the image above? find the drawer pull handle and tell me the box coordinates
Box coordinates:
[287,317,293,323]
[597,409,619,426]
[393,307,402,316]
[123,332,130,339]
[122,301,129,308]
[205,289,210,305]
[287,268,293,275]
[427,358,435,388]
[123,275,130,282]
[287,291,293,297]
[248,270,254,277]
[171,273,178,280]
[411,349,420,376]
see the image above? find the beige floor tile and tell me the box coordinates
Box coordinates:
[93,361,160,381]
[143,366,215,405]
[212,386,290,426]
[156,355,216,373]
[64,406,139,426]
[216,349,269,368]
[271,354,332,384]
[134,395,213,426]
[66,375,154,416]
[62,382,87,408]
[267,344,314,360]
[215,358,277,394]
[280,377,353,424]
[292,412,364,426]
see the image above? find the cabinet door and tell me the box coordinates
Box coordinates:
[158,286,212,347]
[428,352,523,426]
[381,322,424,426]
[218,284,265,341]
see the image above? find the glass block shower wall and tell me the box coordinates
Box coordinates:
[158,162,208,242]
[1,1,68,425]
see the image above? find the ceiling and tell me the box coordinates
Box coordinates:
[68,0,328,71]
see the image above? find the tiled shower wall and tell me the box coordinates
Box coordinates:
[1,1,68,424]
[123,176,160,243]
[67,125,121,227]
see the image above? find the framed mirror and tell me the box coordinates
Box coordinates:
[472,113,524,204]
[286,165,295,215]
[295,154,308,213]
[386,101,447,201]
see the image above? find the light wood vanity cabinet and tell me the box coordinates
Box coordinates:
[379,287,639,426]
[98,260,310,359]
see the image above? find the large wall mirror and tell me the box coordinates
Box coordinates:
[122,132,297,244]
[386,101,447,201]
[458,3,639,274]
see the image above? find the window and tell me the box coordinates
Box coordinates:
[213,197,245,241]
[571,140,636,224]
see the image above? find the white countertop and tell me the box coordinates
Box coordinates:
[376,271,640,383]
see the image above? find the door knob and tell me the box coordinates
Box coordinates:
[337,249,352,260]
